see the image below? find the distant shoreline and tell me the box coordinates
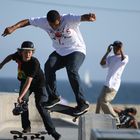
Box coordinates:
[0,77,139,83]
[0,78,140,104]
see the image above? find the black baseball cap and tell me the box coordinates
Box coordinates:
[17,41,35,51]
[112,41,123,47]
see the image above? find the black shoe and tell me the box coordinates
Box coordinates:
[51,131,61,140]
[22,127,31,133]
[73,102,89,115]
[42,97,60,109]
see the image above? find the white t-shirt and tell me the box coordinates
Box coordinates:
[29,14,86,56]
[102,55,129,92]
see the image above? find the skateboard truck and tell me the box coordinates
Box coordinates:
[72,110,88,122]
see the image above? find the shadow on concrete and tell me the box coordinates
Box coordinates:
[53,118,78,128]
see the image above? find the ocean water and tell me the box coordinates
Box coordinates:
[0,77,139,104]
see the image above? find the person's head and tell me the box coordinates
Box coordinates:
[47,10,61,29]
[125,107,137,116]
[18,41,35,61]
[112,41,123,55]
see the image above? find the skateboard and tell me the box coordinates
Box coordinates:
[47,104,88,122]
[10,130,47,140]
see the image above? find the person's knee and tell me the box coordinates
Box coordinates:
[67,67,79,78]
[97,98,105,109]
[100,100,108,109]
[97,96,105,104]
[44,60,57,74]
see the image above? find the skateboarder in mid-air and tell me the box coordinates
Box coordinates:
[2,10,96,115]
[0,41,61,140]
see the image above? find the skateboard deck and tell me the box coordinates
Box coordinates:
[10,130,47,140]
[48,104,88,122]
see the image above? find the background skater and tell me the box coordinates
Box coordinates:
[114,107,139,129]
[95,41,129,125]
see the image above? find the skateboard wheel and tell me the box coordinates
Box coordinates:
[31,135,35,140]
[23,136,27,140]
[73,117,77,122]
[13,135,17,139]
[41,136,45,140]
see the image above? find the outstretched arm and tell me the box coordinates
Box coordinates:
[0,54,13,69]
[81,13,96,22]
[2,19,30,37]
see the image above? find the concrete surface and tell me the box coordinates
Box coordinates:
[1,93,140,140]
[78,113,116,140]
[90,129,140,140]
[0,119,78,140]
[0,93,78,140]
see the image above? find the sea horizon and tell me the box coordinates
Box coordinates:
[0,77,139,104]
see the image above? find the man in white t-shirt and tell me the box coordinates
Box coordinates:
[95,41,129,125]
[2,10,96,115]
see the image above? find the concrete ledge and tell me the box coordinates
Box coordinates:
[90,129,140,140]
[78,113,116,140]
[0,93,43,125]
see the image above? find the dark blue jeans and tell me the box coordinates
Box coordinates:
[20,82,56,134]
[44,51,86,106]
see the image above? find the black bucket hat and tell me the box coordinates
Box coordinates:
[17,41,35,51]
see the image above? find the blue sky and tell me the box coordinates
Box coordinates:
[0,0,140,83]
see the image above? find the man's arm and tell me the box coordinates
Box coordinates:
[113,107,122,114]
[81,13,96,22]
[0,54,13,69]
[100,44,112,66]
[2,19,30,37]
[132,119,139,129]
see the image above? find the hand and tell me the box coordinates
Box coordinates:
[89,13,96,21]
[2,26,14,37]
[17,96,23,104]
[120,46,123,53]
[107,44,112,53]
